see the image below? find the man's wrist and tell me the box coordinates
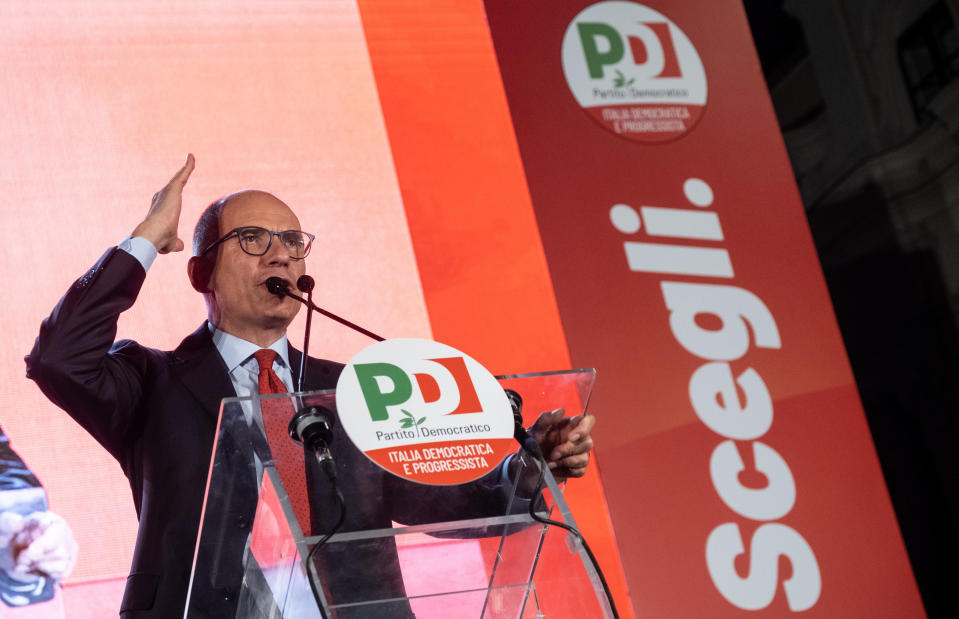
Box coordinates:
[118,235,159,272]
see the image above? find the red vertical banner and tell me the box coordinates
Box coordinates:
[484,0,924,616]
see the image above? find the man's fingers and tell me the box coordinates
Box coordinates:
[170,153,195,186]
[158,237,185,255]
[549,436,594,462]
[134,155,194,251]
[156,154,194,207]
[548,452,591,478]
[567,414,595,442]
[560,414,593,442]
[527,409,595,480]
[529,408,564,431]
[565,466,588,478]
[550,415,595,457]
[527,409,565,446]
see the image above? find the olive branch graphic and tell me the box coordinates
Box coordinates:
[399,409,427,435]
[613,70,635,87]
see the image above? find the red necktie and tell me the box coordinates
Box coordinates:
[254,349,286,395]
[253,349,310,533]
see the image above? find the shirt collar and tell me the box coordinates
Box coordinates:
[208,322,290,373]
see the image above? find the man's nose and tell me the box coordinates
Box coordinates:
[263,234,291,264]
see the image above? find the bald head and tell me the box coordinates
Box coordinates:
[193,190,293,257]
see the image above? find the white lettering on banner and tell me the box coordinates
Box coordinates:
[640,206,723,240]
[689,363,772,440]
[661,282,781,360]
[706,523,821,611]
[625,243,733,278]
[710,440,796,521]
[610,177,822,611]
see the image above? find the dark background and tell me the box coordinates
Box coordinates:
[743,1,959,616]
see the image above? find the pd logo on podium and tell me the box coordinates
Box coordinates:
[336,339,516,485]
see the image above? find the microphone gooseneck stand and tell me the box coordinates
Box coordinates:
[266,276,385,343]
[265,275,384,617]
[295,274,315,393]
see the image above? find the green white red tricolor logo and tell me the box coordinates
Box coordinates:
[335,338,516,485]
[562,1,707,142]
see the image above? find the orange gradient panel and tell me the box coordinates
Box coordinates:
[357,1,633,616]
[0,0,429,607]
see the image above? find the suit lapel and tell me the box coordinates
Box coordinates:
[168,326,339,422]
[286,347,307,392]
[171,323,237,423]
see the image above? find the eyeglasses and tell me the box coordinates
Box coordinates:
[200,226,315,260]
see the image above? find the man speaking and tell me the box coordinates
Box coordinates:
[25,156,595,617]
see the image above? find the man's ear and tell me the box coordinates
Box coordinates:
[187,256,213,293]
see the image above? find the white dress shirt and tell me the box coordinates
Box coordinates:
[210,326,294,396]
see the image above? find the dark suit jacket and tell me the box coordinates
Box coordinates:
[26,248,517,618]
[25,247,342,616]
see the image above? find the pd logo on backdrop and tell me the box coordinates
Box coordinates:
[562,1,707,142]
[336,339,516,485]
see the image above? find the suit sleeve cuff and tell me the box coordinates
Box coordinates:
[117,235,158,272]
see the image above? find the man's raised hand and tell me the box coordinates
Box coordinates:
[132,154,195,254]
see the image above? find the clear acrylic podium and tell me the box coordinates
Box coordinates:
[185,369,613,618]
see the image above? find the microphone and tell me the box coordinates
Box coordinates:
[289,406,334,445]
[266,276,288,295]
[505,389,542,458]
[296,275,315,293]
[289,406,337,480]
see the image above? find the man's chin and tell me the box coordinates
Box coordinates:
[261,303,300,328]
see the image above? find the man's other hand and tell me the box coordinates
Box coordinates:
[528,409,596,481]
[132,153,195,254]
